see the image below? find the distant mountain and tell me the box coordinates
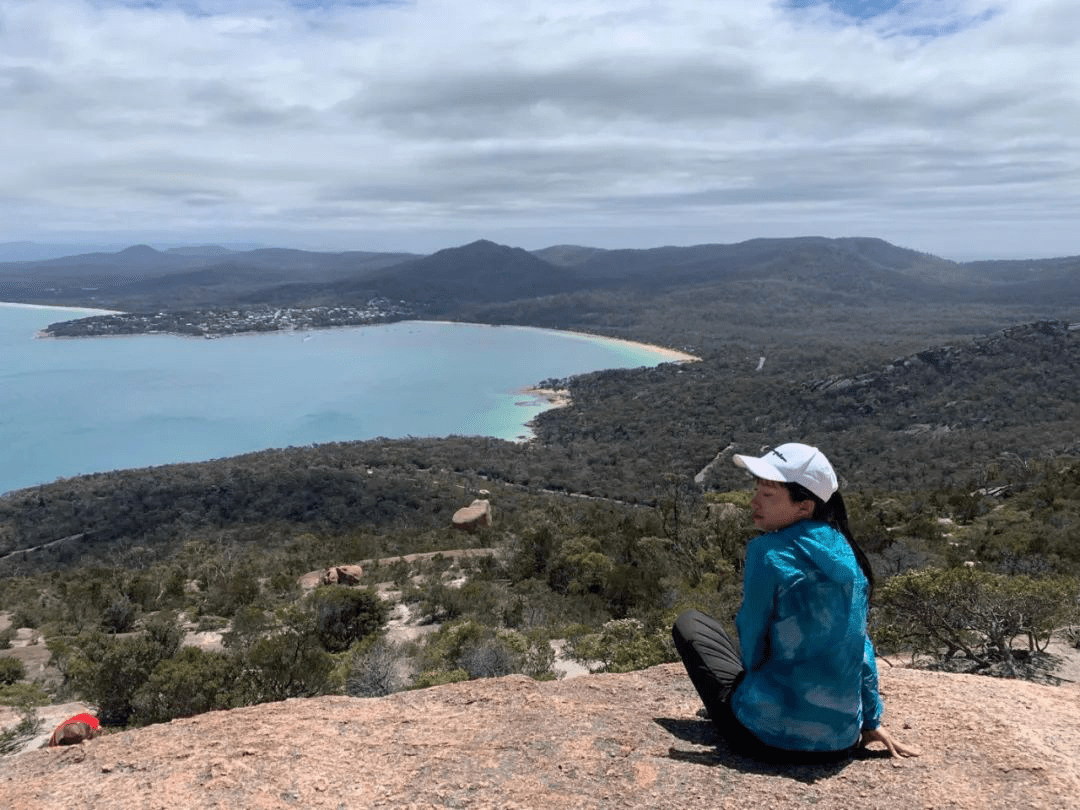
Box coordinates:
[539,236,948,287]
[2,236,1077,345]
[0,245,419,310]
[0,241,133,262]
[531,244,608,266]
[5,243,196,271]
[344,235,967,310]
[321,240,583,308]
[164,246,238,257]
[0,246,207,304]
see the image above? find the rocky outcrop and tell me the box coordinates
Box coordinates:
[321,564,364,586]
[797,320,1080,441]
[452,499,493,533]
[297,564,365,590]
[3,664,1079,809]
[807,320,1078,394]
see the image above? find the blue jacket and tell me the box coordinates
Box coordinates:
[730,520,884,752]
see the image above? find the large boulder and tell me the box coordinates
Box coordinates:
[451,499,492,533]
[322,565,364,586]
[297,565,365,590]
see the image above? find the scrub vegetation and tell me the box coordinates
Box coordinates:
[1,236,1079,735]
[1,443,1078,733]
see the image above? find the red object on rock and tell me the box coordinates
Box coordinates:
[48,713,100,747]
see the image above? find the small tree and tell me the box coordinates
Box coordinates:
[240,605,334,702]
[347,638,405,698]
[0,658,25,686]
[877,567,1080,678]
[309,587,388,653]
[415,619,490,675]
[131,646,244,725]
[101,595,138,634]
[495,628,558,680]
[459,638,515,679]
[56,613,183,726]
[567,618,674,674]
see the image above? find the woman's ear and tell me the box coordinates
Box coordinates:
[796,499,816,520]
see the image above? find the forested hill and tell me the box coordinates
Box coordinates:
[2,319,1076,570]
[529,319,1080,495]
[0,244,418,311]
[3,237,1078,354]
[307,239,586,307]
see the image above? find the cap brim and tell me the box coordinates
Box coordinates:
[733,453,786,483]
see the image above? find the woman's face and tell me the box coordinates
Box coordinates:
[750,479,814,532]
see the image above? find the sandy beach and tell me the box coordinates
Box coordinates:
[0,302,123,340]
[506,324,698,438]
[416,319,700,364]
[513,327,697,417]
[0,301,121,315]
[560,329,700,363]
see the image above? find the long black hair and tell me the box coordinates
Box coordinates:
[783,481,875,598]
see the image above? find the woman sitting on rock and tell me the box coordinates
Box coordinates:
[673,443,919,761]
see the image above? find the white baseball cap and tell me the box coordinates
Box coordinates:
[732,443,838,502]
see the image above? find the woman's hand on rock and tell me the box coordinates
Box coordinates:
[860,727,920,758]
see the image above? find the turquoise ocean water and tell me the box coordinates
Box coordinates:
[1,305,679,496]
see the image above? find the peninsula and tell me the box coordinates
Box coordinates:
[40,299,412,338]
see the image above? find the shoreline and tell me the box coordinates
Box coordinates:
[0,301,122,315]
[516,387,571,409]
[6,306,699,363]
[510,387,571,445]
[2,316,680,487]
[560,329,699,364]
[414,320,700,364]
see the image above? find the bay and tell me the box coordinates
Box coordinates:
[1,305,686,496]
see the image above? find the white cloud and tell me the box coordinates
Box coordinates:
[0,0,1077,258]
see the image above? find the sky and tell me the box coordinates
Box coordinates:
[1,0,1078,260]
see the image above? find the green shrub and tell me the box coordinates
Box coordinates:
[548,535,613,596]
[386,560,412,588]
[239,605,334,701]
[201,565,261,617]
[221,604,270,649]
[494,628,557,680]
[1061,626,1080,648]
[419,581,470,622]
[567,618,674,674]
[416,619,490,674]
[458,638,515,679]
[101,595,138,633]
[0,657,25,686]
[877,566,1080,678]
[55,613,183,726]
[131,646,244,725]
[410,668,469,689]
[8,608,38,632]
[309,586,388,653]
[0,682,50,707]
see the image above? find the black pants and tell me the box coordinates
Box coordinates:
[672,609,853,764]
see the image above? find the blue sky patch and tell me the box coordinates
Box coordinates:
[788,0,905,19]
